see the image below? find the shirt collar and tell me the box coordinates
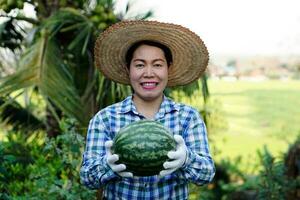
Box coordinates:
[117,95,179,117]
[156,95,179,118]
[118,95,138,114]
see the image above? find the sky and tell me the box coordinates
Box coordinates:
[115,0,300,57]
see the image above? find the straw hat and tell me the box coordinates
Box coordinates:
[94,20,209,87]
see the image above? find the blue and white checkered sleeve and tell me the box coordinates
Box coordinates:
[180,109,215,185]
[80,113,118,189]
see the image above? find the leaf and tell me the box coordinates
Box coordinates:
[43,8,93,54]
[3,155,16,162]
[0,96,44,131]
[67,25,92,54]
[0,33,87,125]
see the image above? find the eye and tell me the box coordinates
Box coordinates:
[153,63,163,67]
[135,64,144,68]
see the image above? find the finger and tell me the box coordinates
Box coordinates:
[105,140,113,148]
[167,150,181,159]
[163,159,181,169]
[159,168,175,177]
[174,135,185,145]
[107,154,119,164]
[118,171,133,178]
[111,163,126,172]
[105,140,113,156]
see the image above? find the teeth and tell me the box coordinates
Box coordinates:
[142,82,156,86]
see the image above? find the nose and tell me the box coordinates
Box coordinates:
[144,65,154,77]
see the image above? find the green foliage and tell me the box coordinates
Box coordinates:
[0,96,44,132]
[256,146,298,200]
[0,119,96,199]
[0,0,24,13]
[0,0,151,131]
[204,99,228,137]
[0,34,88,125]
[0,132,39,197]
[189,157,257,200]
[96,74,132,109]
[90,3,117,30]
[189,140,300,200]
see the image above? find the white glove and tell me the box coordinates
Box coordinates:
[105,140,133,178]
[159,135,188,177]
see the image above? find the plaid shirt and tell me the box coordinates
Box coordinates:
[80,95,215,200]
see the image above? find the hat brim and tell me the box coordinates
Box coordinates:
[94,20,209,87]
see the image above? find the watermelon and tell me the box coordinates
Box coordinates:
[112,120,176,176]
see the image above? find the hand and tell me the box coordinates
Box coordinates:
[105,140,133,178]
[159,135,188,177]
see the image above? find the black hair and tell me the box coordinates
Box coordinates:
[125,40,173,69]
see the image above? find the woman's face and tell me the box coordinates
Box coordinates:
[129,44,169,102]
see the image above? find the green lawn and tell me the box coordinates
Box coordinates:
[208,79,300,172]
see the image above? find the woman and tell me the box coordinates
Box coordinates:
[80,20,215,199]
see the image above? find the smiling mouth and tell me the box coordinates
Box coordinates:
[141,82,158,89]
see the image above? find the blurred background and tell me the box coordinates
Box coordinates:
[0,0,299,199]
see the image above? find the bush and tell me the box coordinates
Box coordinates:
[256,147,290,199]
[189,137,300,200]
[0,119,95,199]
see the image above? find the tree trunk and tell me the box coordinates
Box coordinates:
[285,140,300,200]
[45,102,62,138]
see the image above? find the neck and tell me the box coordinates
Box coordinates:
[132,94,163,119]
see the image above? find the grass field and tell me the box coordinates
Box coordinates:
[207,79,300,172]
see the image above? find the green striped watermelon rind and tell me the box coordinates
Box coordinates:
[111,120,176,176]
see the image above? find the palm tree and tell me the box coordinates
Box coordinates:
[0,0,152,136]
[0,0,210,138]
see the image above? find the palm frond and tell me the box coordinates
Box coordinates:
[41,8,93,55]
[134,10,153,20]
[200,73,210,103]
[0,97,44,132]
[37,35,87,125]
[96,74,132,109]
[0,67,37,94]
[0,33,87,125]
[170,81,200,97]
[116,1,153,20]
[168,74,210,99]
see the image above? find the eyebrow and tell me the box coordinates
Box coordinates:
[132,58,166,63]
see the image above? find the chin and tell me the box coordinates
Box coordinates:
[136,92,163,101]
